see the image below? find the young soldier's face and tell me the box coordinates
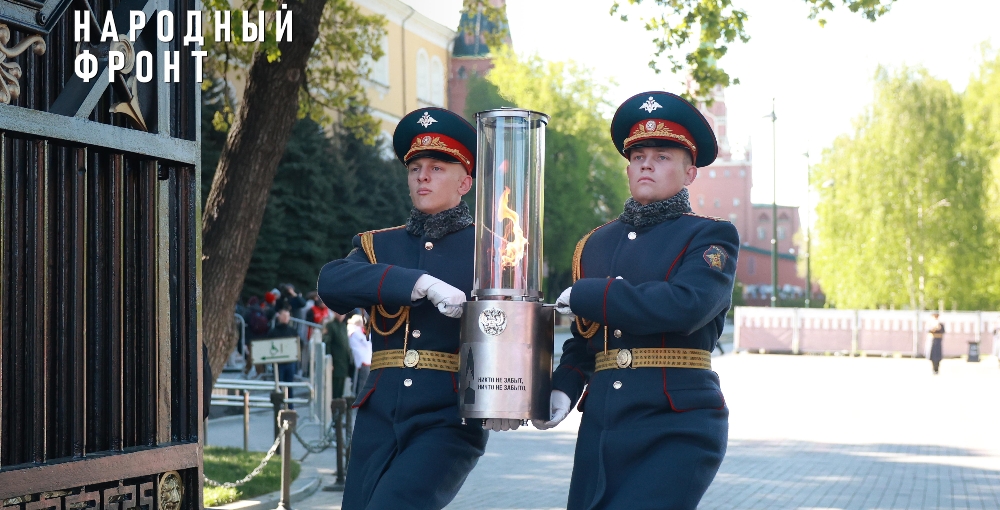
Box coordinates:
[625,147,697,205]
[407,157,473,215]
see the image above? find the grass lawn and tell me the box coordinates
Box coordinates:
[203,446,301,507]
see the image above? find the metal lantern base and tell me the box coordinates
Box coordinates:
[457,300,554,420]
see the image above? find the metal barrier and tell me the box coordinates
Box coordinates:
[736,307,1000,357]
[211,379,314,450]
[210,316,356,485]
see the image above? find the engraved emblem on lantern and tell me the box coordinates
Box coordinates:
[478,308,508,336]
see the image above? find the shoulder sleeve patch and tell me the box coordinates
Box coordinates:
[703,245,729,271]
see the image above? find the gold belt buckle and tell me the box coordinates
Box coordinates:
[615,348,633,369]
[403,349,420,368]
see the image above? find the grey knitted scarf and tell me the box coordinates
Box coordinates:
[406,201,474,239]
[618,188,692,228]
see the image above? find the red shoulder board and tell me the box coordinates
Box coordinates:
[684,212,728,222]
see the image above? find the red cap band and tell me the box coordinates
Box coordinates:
[623,119,697,161]
[405,133,474,174]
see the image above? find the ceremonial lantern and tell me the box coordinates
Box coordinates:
[458,108,554,422]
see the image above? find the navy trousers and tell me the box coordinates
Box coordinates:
[567,369,728,510]
[342,368,487,510]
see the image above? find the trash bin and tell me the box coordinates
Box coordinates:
[968,341,981,362]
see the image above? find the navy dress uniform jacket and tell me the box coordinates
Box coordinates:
[552,213,739,510]
[317,224,487,510]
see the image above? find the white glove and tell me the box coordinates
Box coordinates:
[531,390,572,430]
[483,418,521,432]
[411,274,466,318]
[555,287,574,317]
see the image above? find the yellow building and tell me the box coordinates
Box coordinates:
[353,0,456,146]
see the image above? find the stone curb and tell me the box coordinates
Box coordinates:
[206,476,321,510]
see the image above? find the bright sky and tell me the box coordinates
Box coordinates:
[401,0,999,208]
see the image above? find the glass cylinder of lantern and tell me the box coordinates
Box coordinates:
[472,109,548,300]
[459,109,553,422]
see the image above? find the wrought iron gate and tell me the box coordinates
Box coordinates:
[0,0,202,508]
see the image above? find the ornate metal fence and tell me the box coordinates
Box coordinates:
[0,0,202,507]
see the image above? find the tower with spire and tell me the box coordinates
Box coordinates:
[448,0,510,118]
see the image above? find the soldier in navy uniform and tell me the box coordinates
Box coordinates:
[317,107,515,510]
[534,92,739,510]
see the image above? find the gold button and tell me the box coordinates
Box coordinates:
[613,381,622,389]
[404,378,413,387]
[614,329,622,338]
[628,232,637,240]
[412,329,421,338]
[425,242,434,250]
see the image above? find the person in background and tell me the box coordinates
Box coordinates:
[324,311,351,399]
[347,314,372,397]
[306,294,332,341]
[927,313,945,374]
[992,327,1000,366]
[268,305,300,386]
[262,290,278,321]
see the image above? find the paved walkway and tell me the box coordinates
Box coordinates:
[208,348,1000,509]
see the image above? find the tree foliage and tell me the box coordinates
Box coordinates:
[200,101,410,300]
[961,49,1000,302]
[462,0,898,102]
[469,48,631,299]
[199,0,387,380]
[201,0,386,139]
[609,0,897,101]
[811,66,996,310]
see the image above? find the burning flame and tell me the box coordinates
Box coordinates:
[498,187,528,268]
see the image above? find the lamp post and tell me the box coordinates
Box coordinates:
[767,99,778,307]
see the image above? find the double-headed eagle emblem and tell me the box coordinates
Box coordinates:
[639,96,662,113]
[417,112,437,128]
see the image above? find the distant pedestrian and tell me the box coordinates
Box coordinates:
[324,312,350,399]
[927,313,944,374]
[347,314,372,397]
[993,328,1000,366]
[268,306,300,385]
[306,295,332,341]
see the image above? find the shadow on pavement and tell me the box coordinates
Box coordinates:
[703,440,1000,510]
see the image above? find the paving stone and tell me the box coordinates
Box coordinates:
[211,351,1000,509]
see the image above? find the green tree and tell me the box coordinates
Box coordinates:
[463,74,515,122]
[201,112,411,301]
[811,66,994,310]
[199,0,386,378]
[962,50,1000,303]
[466,0,898,101]
[477,47,631,299]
